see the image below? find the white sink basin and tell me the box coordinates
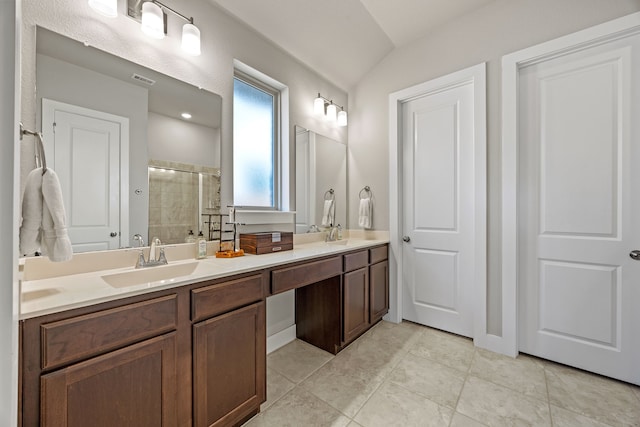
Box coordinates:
[326,239,349,246]
[102,262,199,288]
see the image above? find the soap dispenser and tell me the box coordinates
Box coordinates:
[185,229,196,243]
[196,231,207,259]
[337,224,343,240]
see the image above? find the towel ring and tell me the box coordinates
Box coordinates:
[324,189,335,201]
[359,186,372,199]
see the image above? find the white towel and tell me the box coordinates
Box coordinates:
[321,199,334,226]
[19,168,44,256]
[358,197,372,229]
[19,167,73,262]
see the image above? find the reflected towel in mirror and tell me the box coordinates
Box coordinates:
[321,199,334,226]
[19,167,73,262]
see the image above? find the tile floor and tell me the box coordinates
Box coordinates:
[244,320,640,427]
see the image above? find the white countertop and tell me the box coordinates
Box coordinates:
[20,236,388,320]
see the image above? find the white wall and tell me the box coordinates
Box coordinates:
[0,1,19,425]
[347,0,640,334]
[147,111,220,167]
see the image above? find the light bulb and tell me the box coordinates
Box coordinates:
[182,23,201,56]
[314,94,325,115]
[326,102,337,122]
[88,0,117,17]
[141,1,165,39]
[337,109,348,126]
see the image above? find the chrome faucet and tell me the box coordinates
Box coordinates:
[133,233,144,247]
[136,237,168,268]
[325,226,339,242]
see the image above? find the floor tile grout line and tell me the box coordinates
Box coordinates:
[543,360,555,426]
[259,323,639,427]
[448,348,477,427]
[298,330,413,425]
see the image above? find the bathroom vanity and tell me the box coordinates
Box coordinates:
[19,237,389,427]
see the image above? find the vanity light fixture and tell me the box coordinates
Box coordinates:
[97,0,202,55]
[88,0,118,17]
[314,93,325,115]
[141,1,165,39]
[337,107,348,126]
[141,1,201,55]
[326,102,337,122]
[313,93,347,127]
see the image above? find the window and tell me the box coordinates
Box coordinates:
[233,71,280,208]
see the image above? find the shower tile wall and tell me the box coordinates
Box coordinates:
[148,168,199,244]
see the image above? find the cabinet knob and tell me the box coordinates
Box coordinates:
[402,236,410,242]
[110,232,118,238]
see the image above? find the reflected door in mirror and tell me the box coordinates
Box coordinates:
[42,99,129,252]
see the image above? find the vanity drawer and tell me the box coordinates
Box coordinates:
[191,274,264,322]
[370,245,388,264]
[41,294,177,370]
[271,256,342,294]
[344,250,368,272]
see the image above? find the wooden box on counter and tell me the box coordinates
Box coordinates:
[240,232,293,255]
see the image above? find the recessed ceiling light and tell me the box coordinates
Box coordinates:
[181,112,192,119]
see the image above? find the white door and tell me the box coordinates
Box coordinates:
[518,33,640,385]
[401,72,482,338]
[42,99,129,253]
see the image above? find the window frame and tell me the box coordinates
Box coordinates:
[233,69,282,210]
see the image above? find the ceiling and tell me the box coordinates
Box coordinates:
[209,0,496,90]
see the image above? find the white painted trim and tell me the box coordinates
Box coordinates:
[266,324,297,354]
[1,1,20,425]
[501,11,640,357]
[388,63,487,341]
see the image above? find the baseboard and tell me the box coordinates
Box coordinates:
[266,324,296,354]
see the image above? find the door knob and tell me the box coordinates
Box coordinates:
[402,236,411,242]
[630,250,640,260]
[110,232,118,237]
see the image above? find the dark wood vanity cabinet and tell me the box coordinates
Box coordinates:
[192,276,266,427]
[20,244,388,426]
[20,272,267,427]
[40,333,178,427]
[343,251,370,344]
[293,244,390,354]
[369,246,390,324]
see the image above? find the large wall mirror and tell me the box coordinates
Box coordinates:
[31,27,222,252]
[295,125,346,233]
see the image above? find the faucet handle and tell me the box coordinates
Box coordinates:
[157,247,168,265]
[135,249,146,268]
[133,234,144,247]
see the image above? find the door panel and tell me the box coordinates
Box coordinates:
[402,80,476,337]
[518,34,639,385]
[42,99,128,252]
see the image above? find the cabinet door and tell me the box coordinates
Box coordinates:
[343,267,369,344]
[193,301,266,427]
[370,260,389,324]
[40,333,177,427]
